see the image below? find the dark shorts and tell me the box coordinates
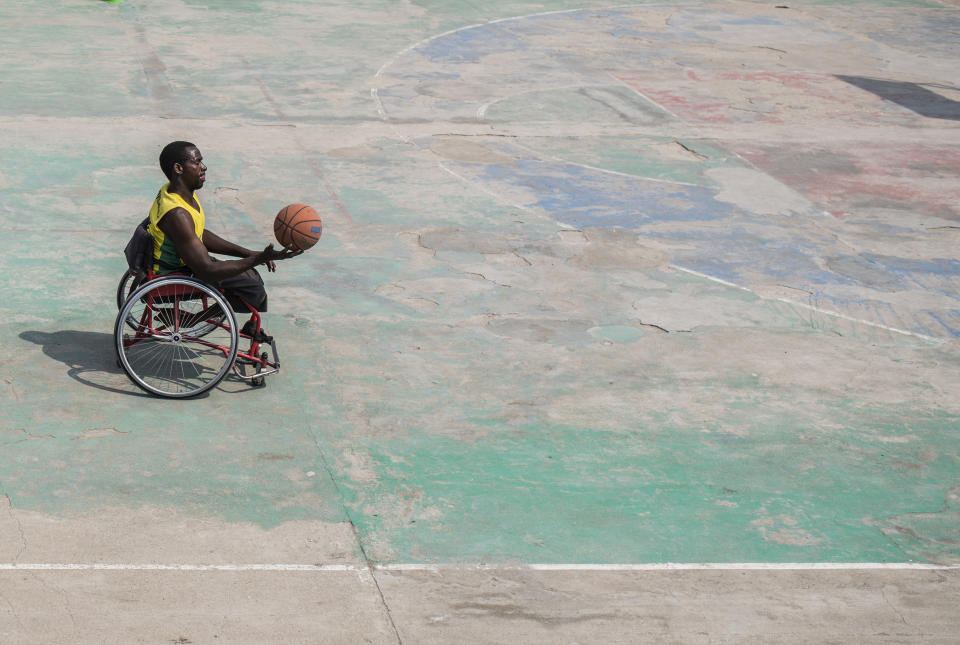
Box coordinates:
[218,267,268,313]
[160,262,268,313]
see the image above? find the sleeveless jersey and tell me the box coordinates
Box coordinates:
[148,183,205,274]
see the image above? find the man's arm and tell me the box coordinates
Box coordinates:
[202,229,254,258]
[203,229,285,273]
[158,208,298,283]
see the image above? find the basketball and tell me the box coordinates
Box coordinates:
[274,203,322,251]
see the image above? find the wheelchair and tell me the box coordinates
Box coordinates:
[114,268,280,398]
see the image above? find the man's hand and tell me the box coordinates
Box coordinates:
[255,244,303,272]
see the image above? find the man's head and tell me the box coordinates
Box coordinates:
[159,141,206,189]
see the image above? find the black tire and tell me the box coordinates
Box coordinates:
[116,270,143,310]
[252,352,268,387]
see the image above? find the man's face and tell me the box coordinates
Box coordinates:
[177,146,207,189]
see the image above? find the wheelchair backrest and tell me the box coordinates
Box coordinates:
[124,217,153,278]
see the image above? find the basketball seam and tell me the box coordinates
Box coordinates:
[291,229,320,248]
[290,205,310,220]
[275,206,292,238]
[276,206,299,248]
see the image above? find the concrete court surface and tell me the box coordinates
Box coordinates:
[2,0,960,642]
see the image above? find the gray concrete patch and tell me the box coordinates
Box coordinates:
[377,567,960,645]
[0,569,396,644]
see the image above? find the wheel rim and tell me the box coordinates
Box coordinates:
[116,278,238,398]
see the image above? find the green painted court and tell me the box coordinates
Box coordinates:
[1,0,959,642]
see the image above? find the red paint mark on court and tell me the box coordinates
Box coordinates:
[736,143,960,219]
[614,71,902,126]
[715,71,820,89]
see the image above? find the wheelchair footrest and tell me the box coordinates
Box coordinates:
[232,338,280,382]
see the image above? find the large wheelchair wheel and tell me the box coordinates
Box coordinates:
[115,276,239,398]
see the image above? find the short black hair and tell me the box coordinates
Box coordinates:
[159,141,197,180]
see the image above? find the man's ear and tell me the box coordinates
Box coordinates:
[172,162,184,176]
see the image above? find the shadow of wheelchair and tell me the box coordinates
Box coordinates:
[18,329,201,399]
[19,330,253,398]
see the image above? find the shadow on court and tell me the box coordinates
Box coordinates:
[18,330,155,397]
[836,75,960,120]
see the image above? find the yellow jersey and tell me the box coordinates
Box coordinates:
[147,183,205,274]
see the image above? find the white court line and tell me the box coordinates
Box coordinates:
[371,3,693,119]
[669,264,946,343]
[437,164,529,211]
[373,4,638,79]
[475,82,687,127]
[506,138,709,188]
[773,297,945,343]
[0,563,360,572]
[608,71,684,121]
[1,562,956,572]
[379,562,960,572]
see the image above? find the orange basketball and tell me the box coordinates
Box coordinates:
[274,203,322,251]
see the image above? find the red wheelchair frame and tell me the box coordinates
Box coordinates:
[115,268,280,398]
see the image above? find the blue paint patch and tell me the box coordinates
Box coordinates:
[607,27,706,44]
[310,226,321,233]
[418,24,532,64]
[680,253,844,290]
[480,160,732,227]
[466,157,960,338]
[668,10,789,30]
[862,255,960,302]
[516,8,637,35]
[865,254,960,280]
[388,71,461,81]
[867,15,960,59]
[806,293,960,338]
[915,310,960,337]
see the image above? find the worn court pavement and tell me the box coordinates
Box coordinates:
[1,0,959,642]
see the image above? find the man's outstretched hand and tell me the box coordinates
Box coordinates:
[256,244,303,272]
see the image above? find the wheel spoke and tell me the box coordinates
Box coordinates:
[116,277,238,398]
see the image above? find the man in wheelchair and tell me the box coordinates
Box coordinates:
[149,140,300,336]
[113,141,302,397]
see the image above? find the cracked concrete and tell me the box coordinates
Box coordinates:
[1,0,959,642]
[0,492,26,564]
